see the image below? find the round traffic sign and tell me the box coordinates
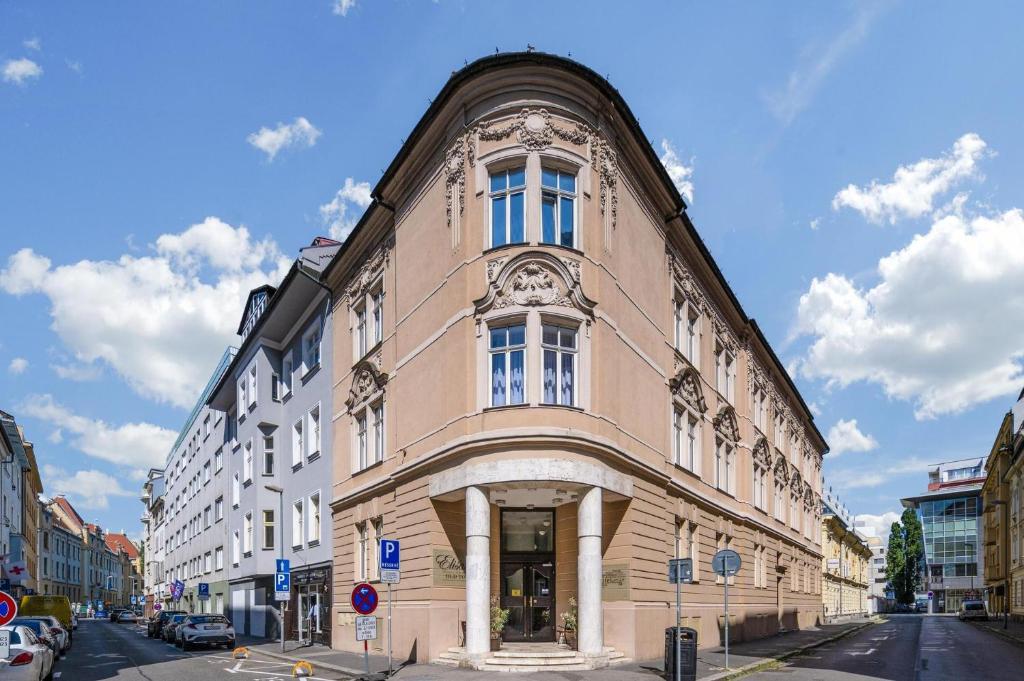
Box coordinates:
[351,583,378,615]
[0,591,18,626]
[711,549,742,577]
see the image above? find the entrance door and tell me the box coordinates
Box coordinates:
[499,509,556,642]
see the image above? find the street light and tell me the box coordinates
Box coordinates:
[265,485,285,653]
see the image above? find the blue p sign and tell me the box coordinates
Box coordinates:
[380,539,400,570]
[276,572,290,591]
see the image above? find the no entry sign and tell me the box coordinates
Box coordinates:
[0,592,18,627]
[351,583,378,616]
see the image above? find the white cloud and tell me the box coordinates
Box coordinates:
[826,456,930,490]
[795,207,1024,419]
[659,140,694,204]
[22,394,175,469]
[23,37,41,51]
[7,357,28,375]
[826,418,878,457]
[809,217,821,231]
[42,465,135,511]
[832,133,990,224]
[51,361,101,381]
[2,58,43,86]
[764,4,882,124]
[0,218,291,407]
[246,117,321,161]
[47,429,63,444]
[854,511,902,541]
[320,178,372,241]
[333,0,357,16]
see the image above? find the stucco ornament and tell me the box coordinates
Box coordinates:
[346,240,391,304]
[773,454,789,483]
[475,252,595,316]
[803,483,815,506]
[666,251,738,355]
[346,360,389,411]
[789,467,803,492]
[670,366,707,414]
[752,436,772,469]
[444,133,469,234]
[713,405,740,442]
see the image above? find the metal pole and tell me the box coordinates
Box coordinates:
[675,573,681,681]
[278,491,285,654]
[724,574,729,669]
[364,639,369,675]
[388,581,393,678]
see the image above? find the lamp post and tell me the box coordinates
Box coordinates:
[265,485,286,652]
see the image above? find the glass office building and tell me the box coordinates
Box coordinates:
[920,496,979,578]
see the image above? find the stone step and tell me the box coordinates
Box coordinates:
[481,662,592,672]
[491,649,579,659]
[485,655,585,665]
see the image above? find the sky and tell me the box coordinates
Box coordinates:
[1,1,1023,541]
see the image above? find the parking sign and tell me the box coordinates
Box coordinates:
[275,559,290,602]
[380,539,400,584]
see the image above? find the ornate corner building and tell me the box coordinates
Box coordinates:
[325,52,826,669]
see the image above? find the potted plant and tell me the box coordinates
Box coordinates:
[490,596,510,651]
[559,596,578,649]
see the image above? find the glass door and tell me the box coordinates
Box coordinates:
[499,509,556,642]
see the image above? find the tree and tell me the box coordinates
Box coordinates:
[885,511,926,605]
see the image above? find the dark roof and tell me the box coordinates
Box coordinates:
[236,285,276,335]
[320,51,823,440]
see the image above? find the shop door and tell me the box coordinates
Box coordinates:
[500,561,555,641]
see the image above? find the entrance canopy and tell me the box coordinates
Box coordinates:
[428,457,633,504]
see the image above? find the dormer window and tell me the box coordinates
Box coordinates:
[489,167,526,248]
[541,168,576,248]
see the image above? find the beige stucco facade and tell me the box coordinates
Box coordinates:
[821,514,870,620]
[326,53,826,666]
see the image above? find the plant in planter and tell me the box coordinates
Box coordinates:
[559,596,578,649]
[490,596,510,651]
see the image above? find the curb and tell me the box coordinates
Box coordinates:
[968,622,1024,647]
[700,619,881,681]
[247,646,370,676]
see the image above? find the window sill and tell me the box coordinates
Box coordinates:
[354,341,383,367]
[307,451,321,463]
[243,552,253,558]
[292,462,303,473]
[282,391,293,403]
[538,242,584,258]
[262,472,274,477]
[243,480,252,488]
[483,403,530,413]
[538,403,584,412]
[354,459,384,476]
[307,539,320,549]
[483,242,529,256]
[262,547,274,552]
[292,544,304,551]
[301,363,321,384]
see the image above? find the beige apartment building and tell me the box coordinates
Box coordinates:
[821,491,870,620]
[326,52,826,668]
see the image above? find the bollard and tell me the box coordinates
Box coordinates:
[292,660,314,677]
[232,646,249,660]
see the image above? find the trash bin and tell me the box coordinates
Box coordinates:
[664,626,698,681]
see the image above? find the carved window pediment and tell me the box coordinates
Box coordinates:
[773,454,789,483]
[789,467,803,492]
[670,366,707,414]
[713,405,740,442]
[803,483,815,506]
[752,436,772,469]
[476,252,595,316]
[346,361,388,411]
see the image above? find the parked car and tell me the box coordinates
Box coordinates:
[107,609,126,622]
[17,596,73,644]
[8,619,59,658]
[174,615,235,650]
[115,611,137,624]
[0,624,56,681]
[915,601,928,613]
[13,617,68,654]
[147,610,186,638]
[161,614,189,642]
[958,600,989,621]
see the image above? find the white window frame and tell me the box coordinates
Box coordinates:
[292,418,304,467]
[243,439,253,483]
[541,323,577,406]
[282,356,293,397]
[302,319,322,376]
[356,413,368,470]
[372,289,384,346]
[231,474,240,508]
[372,403,384,466]
[307,403,321,459]
[488,321,527,407]
[488,166,527,248]
[247,360,257,411]
[263,435,275,476]
[232,531,240,566]
[714,438,735,495]
[243,512,253,555]
[308,492,321,545]
[292,499,304,549]
[262,509,275,550]
[540,166,578,248]
[215,546,224,571]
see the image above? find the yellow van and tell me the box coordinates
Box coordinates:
[19,595,74,639]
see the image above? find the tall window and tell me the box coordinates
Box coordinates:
[282,357,293,397]
[215,448,223,472]
[752,387,766,432]
[489,167,526,247]
[308,492,321,544]
[355,306,367,358]
[542,324,577,405]
[215,546,224,571]
[247,362,257,410]
[675,519,699,581]
[308,404,321,458]
[243,512,253,554]
[774,413,785,449]
[715,341,735,402]
[292,499,304,548]
[262,510,275,550]
[232,531,240,565]
[673,407,700,472]
[541,168,576,247]
[372,404,384,464]
[674,298,700,366]
[292,419,304,467]
[356,523,368,581]
[231,474,240,507]
[237,378,246,415]
[215,496,224,521]
[243,439,253,482]
[302,321,321,375]
[372,290,384,346]
[371,517,384,580]
[357,414,368,469]
[263,436,274,475]
[490,323,526,406]
[774,480,785,522]
[715,438,735,494]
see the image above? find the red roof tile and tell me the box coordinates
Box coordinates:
[104,533,139,559]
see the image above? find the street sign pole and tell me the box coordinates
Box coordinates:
[379,538,400,679]
[724,570,729,669]
[711,549,741,671]
[387,580,392,678]
[675,571,681,681]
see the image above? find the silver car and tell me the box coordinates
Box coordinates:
[0,624,55,681]
[14,618,67,655]
[175,615,235,650]
[958,599,988,621]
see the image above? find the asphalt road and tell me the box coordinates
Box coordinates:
[62,618,352,681]
[745,614,1024,681]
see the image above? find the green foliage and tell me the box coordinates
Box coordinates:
[560,596,578,631]
[490,596,510,635]
[886,511,926,605]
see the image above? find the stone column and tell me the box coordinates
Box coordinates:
[465,485,491,658]
[577,485,603,656]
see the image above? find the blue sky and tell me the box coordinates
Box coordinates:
[2,1,1023,540]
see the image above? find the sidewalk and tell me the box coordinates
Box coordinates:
[239,617,878,680]
[968,616,1024,646]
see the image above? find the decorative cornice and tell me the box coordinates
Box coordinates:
[345,240,391,304]
[713,404,740,443]
[666,250,739,355]
[345,360,389,411]
[476,251,596,316]
[669,364,708,414]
